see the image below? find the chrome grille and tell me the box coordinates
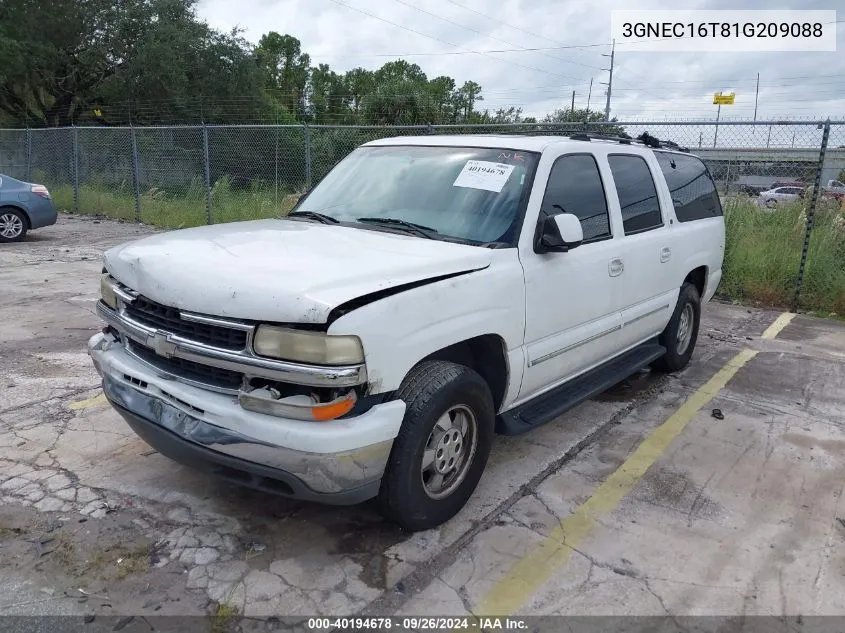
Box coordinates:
[125,296,248,351]
[127,341,243,391]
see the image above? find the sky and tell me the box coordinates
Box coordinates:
[196,0,844,124]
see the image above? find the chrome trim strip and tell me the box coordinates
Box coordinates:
[124,343,241,396]
[529,324,622,367]
[112,285,137,303]
[103,275,138,303]
[96,301,367,388]
[623,304,670,328]
[179,311,255,331]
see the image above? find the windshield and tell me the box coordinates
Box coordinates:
[295,145,538,245]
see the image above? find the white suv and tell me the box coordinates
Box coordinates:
[88,133,725,531]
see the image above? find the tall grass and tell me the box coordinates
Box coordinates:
[46,176,304,229]
[721,197,845,314]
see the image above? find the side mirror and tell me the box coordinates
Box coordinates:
[536,214,584,253]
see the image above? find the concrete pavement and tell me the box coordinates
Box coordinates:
[1,214,844,623]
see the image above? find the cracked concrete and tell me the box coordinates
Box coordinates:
[3,214,845,622]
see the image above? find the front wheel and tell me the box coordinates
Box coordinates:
[652,282,701,373]
[765,198,778,209]
[378,361,494,532]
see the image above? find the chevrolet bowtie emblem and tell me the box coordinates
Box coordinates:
[150,331,177,358]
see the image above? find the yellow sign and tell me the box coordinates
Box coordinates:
[713,92,736,105]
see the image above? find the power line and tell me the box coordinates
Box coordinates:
[420,0,606,70]
[440,0,581,49]
[387,0,607,71]
[321,0,589,82]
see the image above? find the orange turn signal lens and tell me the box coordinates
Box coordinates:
[311,392,357,421]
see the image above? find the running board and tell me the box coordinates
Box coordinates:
[496,339,666,436]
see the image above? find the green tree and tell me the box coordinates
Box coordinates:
[345,68,375,118]
[427,76,456,123]
[0,0,152,125]
[454,81,483,121]
[0,0,266,126]
[308,63,350,123]
[255,32,311,118]
[542,107,625,135]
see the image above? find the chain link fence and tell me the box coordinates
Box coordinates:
[2,121,843,314]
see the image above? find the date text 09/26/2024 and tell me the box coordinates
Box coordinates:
[307,617,529,630]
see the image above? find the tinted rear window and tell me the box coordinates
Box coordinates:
[607,154,663,235]
[655,152,723,222]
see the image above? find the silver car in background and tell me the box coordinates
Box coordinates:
[0,174,58,242]
[757,186,804,209]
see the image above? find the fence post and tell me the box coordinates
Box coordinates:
[304,124,312,188]
[130,124,141,222]
[72,126,80,212]
[25,128,32,182]
[274,124,279,208]
[792,119,831,311]
[203,123,213,225]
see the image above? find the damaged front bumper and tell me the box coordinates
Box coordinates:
[88,332,406,504]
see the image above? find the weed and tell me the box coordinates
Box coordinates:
[211,601,239,633]
[51,532,78,570]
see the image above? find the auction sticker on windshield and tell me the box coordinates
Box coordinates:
[453,160,515,193]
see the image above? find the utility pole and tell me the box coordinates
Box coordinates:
[601,39,615,122]
[570,90,575,120]
[753,72,760,121]
[586,78,593,113]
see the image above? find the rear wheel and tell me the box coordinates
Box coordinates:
[378,360,494,531]
[0,208,27,242]
[652,282,701,373]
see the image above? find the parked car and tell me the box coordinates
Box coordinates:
[758,186,804,208]
[822,179,845,201]
[0,174,58,242]
[88,134,725,531]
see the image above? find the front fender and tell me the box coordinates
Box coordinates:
[328,250,526,395]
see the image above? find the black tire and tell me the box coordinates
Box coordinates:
[378,360,494,532]
[0,207,28,243]
[652,282,701,373]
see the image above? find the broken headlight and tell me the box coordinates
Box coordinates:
[100,274,118,309]
[252,325,364,365]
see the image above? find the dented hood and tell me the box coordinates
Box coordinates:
[103,219,492,323]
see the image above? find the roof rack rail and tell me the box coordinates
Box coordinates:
[636,132,690,152]
[564,130,690,153]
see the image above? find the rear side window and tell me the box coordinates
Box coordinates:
[608,154,663,235]
[655,152,723,222]
[540,154,611,242]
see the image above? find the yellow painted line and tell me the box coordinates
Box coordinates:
[68,392,107,410]
[473,347,759,616]
[760,312,796,340]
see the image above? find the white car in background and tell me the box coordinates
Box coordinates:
[758,186,803,209]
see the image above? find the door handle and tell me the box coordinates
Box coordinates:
[660,247,671,263]
[608,258,624,277]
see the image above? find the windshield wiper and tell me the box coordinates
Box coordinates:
[287,211,339,224]
[356,217,438,239]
